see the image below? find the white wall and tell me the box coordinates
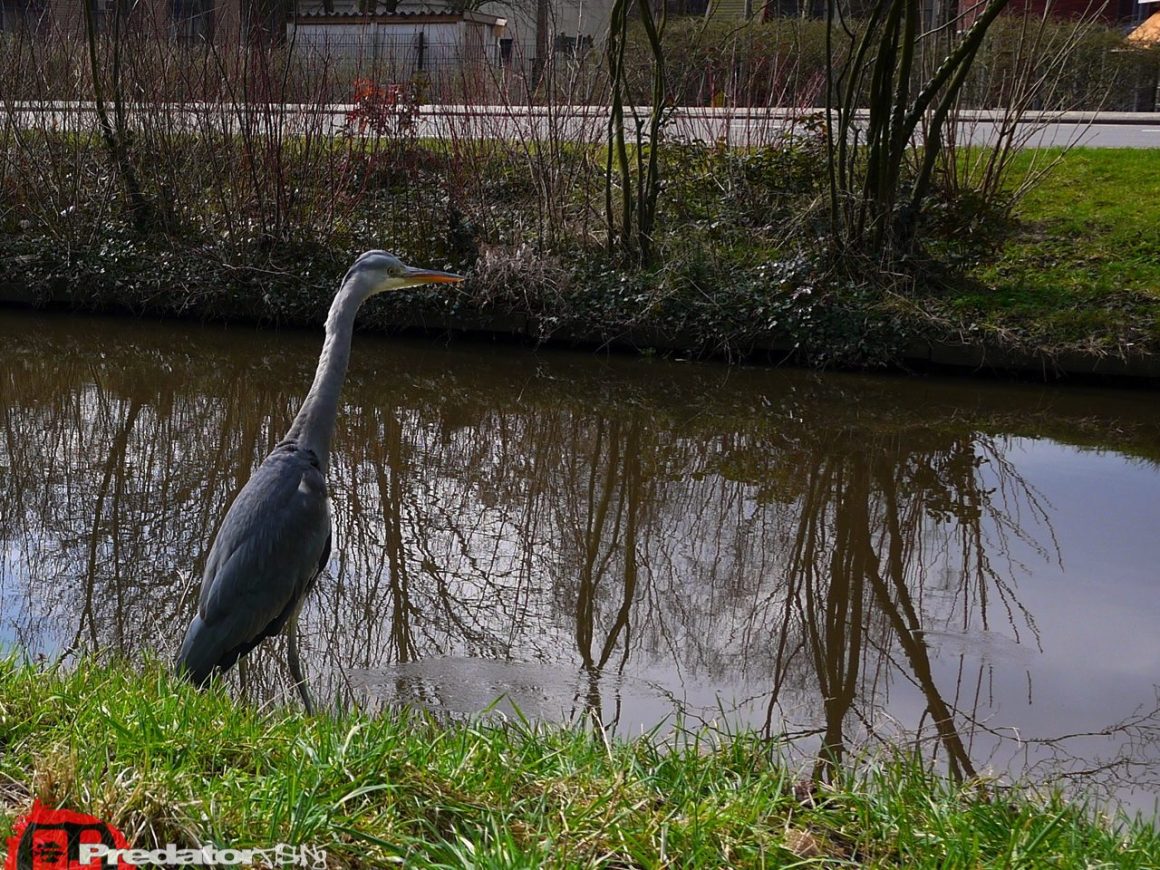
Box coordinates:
[475,0,613,74]
[298,20,504,61]
[288,0,603,87]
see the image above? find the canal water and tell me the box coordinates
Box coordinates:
[1,309,1158,815]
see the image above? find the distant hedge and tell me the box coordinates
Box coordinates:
[620,17,1160,111]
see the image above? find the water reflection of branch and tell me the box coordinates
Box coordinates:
[571,419,646,728]
[377,411,416,666]
[76,397,142,653]
[1017,696,1160,801]
[597,424,641,675]
[759,431,1065,784]
[874,454,978,781]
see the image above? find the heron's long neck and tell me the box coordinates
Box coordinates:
[285,275,374,471]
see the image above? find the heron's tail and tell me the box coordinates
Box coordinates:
[174,615,218,686]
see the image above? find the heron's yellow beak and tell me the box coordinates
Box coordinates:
[402,267,465,285]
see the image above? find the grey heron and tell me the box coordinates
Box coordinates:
[175,250,464,712]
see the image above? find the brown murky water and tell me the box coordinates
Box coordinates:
[2,308,1158,815]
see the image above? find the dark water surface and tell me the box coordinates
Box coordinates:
[2,309,1158,815]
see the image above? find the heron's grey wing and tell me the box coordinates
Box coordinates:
[176,443,330,683]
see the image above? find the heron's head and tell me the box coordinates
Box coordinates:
[346,250,465,295]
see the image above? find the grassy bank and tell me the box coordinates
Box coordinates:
[952,148,1160,356]
[0,661,1157,867]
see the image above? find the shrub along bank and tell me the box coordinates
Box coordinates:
[1,134,1157,373]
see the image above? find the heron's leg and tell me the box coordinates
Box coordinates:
[286,617,316,716]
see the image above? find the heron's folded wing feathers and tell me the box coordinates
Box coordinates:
[197,447,331,645]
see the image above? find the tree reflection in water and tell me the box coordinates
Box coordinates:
[1,311,1158,806]
[759,432,1051,784]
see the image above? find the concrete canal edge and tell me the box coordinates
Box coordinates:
[4,289,1160,383]
[896,340,1160,381]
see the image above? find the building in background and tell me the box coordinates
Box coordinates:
[287,7,509,100]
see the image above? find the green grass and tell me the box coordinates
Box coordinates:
[959,148,1160,353]
[1,661,1156,867]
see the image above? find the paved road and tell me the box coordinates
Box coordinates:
[947,119,1160,149]
[5,102,1160,147]
[1049,123,1160,148]
[641,112,1160,148]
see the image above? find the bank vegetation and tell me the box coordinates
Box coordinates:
[1,6,1158,368]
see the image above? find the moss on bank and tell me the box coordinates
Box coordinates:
[0,660,1156,867]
